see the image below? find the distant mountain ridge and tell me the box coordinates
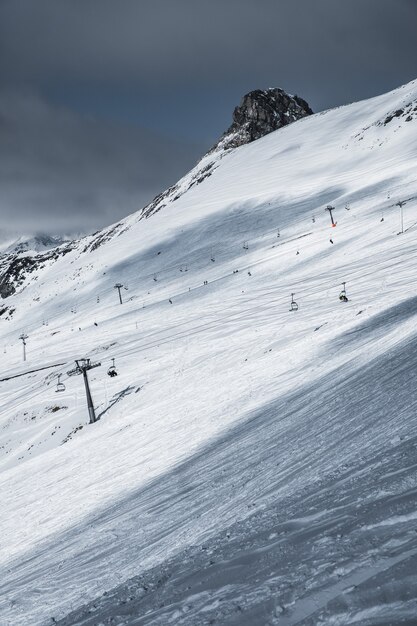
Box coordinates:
[1,234,68,255]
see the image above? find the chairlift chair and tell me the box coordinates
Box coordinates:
[55,374,66,393]
[107,358,118,377]
[289,293,299,312]
[339,282,348,302]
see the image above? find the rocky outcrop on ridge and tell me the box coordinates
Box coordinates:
[210,88,313,153]
[140,88,313,219]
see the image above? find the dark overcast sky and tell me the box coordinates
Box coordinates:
[1,0,416,238]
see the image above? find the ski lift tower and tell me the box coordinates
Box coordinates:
[114,283,124,304]
[325,205,337,227]
[396,200,405,234]
[67,358,101,424]
[19,333,28,362]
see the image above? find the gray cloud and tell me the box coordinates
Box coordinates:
[1,0,416,96]
[0,90,204,235]
[0,0,416,237]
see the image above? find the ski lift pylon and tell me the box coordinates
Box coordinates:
[325,205,337,227]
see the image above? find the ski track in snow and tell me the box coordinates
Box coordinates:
[1,79,417,625]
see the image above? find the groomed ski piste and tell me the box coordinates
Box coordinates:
[1,79,417,625]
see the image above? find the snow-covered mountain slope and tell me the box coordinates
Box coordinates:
[0,233,68,256]
[1,79,417,625]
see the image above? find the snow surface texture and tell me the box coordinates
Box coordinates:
[1,80,417,625]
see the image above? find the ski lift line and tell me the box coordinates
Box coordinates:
[7,221,417,353]
[93,203,339,294]
[95,223,317,294]
[9,244,417,356]
[122,265,417,357]
[21,228,310,337]
[107,292,351,363]
[107,357,118,377]
[0,362,79,416]
[7,196,416,340]
[106,275,400,364]
[10,197,403,327]
[95,196,400,300]
[10,237,417,351]
[91,227,317,311]
[0,362,67,382]
[132,277,402,355]
[151,239,417,319]
[14,272,416,395]
[102,290,305,363]
[2,229,306,336]
[55,373,66,392]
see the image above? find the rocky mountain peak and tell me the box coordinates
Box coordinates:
[140,87,313,220]
[210,88,313,152]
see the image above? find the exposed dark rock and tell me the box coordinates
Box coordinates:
[82,223,124,253]
[210,88,313,152]
[381,101,417,126]
[140,87,312,220]
[0,242,74,299]
[0,256,39,298]
[140,161,220,220]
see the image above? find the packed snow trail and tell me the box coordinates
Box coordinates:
[7,327,417,625]
[1,79,417,624]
